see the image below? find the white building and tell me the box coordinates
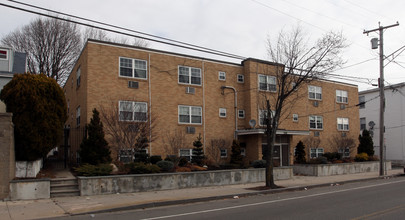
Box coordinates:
[359,82,405,165]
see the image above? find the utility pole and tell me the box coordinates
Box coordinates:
[363,22,399,176]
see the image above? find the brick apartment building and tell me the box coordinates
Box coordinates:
[64,39,360,166]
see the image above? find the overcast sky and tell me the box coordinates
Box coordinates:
[1,0,404,91]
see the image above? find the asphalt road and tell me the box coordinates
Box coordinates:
[50,176,405,220]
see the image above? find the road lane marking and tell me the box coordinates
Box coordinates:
[141,179,405,220]
[351,204,405,220]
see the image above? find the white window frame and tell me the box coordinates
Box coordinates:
[219,108,227,118]
[119,57,147,79]
[218,71,226,81]
[308,86,322,100]
[293,114,298,122]
[338,148,350,158]
[178,66,202,86]
[337,117,349,131]
[178,105,202,124]
[336,90,348,103]
[220,149,228,158]
[310,148,324,158]
[238,110,245,119]
[360,117,366,130]
[0,49,8,60]
[180,149,193,161]
[119,101,148,122]
[309,115,323,130]
[359,96,365,109]
[240,148,246,156]
[76,106,80,127]
[237,74,244,83]
[259,109,275,126]
[258,74,277,92]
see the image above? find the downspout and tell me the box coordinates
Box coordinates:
[148,54,152,155]
[221,86,237,139]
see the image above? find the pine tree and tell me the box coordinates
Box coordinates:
[230,139,243,167]
[358,129,374,156]
[294,141,306,164]
[192,134,204,166]
[79,108,111,165]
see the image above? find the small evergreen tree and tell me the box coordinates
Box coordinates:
[192,134,204,166]
[294,141,306,164]
[79,108,111,165]
[358,129,374,156]
[230,139,243,167]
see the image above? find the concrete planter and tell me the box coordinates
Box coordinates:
[15,159,43,178]
[9,178,50,200]
[293,161,392,176]
[78,167,293,196]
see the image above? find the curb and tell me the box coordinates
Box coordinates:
[69,173,403,216]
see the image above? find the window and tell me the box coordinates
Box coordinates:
[338,148,350,158]
[309,115,323,129]
[76,106,80,127]
[238,110,245,119]
[76,66,81,87]
[308,86,322,100]
[293,114,298,122]
[337,117,349,131]
[179,66,201,85]
[119,149,134,163]
[259,109,275,126]
[119,101,147,122]
[0,49,7,59]
[220,149,228,158]
[259,74,277,92]
[179,105,202,124]
[219,108,227,118]
[237,74,244,83]
[359,96,365,109]
[336,90,348,103]
[180,149,193,161]
[310,148,324,158]
[218,71,226,81]
[240,148,246,156]
[119,57,147,79]
[360,117,366,130]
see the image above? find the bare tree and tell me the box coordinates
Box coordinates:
[99,100,156,162]
[262,26,346,188]
[303,136,321,160]
[206,138,229,167]
[162,128,187,157]
[1,17,81,85]
[328,134,356,156]
[82,27,150,48]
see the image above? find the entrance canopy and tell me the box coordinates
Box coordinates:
[237,129,310,136]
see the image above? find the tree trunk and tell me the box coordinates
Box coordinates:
[265,100,278,188]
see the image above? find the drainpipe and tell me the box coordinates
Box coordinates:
[221,86,237,139]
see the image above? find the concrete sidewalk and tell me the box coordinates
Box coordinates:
[1,169,404,220]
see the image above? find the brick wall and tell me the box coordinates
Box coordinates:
[0,113,15,199]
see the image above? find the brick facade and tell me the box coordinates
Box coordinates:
[64,40,359,166]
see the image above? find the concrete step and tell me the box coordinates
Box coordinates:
[50,178,80,198]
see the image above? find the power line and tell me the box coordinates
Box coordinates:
[0,2,246,60]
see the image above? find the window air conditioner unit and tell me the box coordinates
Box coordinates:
[314,131,320,137]
[313,101,319,107]
[186,87,195,94]
[340,104,345,110]
[128,81,139,89]
[341,132,346,137]
[186,126,195,134]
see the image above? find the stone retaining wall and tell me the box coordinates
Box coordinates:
[9,179,50,200]
[78,167,293,196]
[293,161,392,176]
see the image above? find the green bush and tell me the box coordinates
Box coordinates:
[157,160,174,172]
[358,130,374,156]
[192,134,205,166]
[150,155,162,164]
[308,156,328,164]
[355,153,369,162]
[75,164,112,176]
[125,162,160,174]
[323,152,342,162]
[230,139,243,168]
[134,150,149,163]
[252,160,266,168]
[294,141,306,164]
[0,73,67,161]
